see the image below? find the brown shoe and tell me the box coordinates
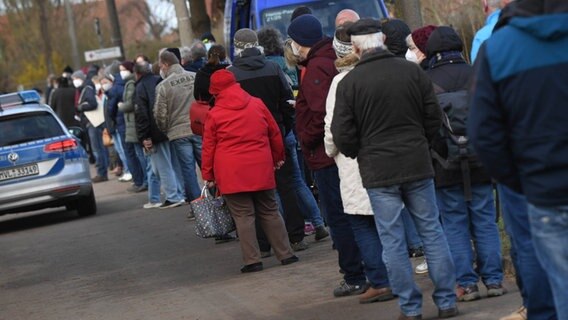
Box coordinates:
[397,314,422,320]
[92,176,108,183]
[359,286,395,304]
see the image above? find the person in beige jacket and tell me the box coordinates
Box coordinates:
[153,49,201,202]
[323,25,392,304]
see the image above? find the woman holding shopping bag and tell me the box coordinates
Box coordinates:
[201,69,299,273]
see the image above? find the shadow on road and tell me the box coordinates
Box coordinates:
[0,209,82,235]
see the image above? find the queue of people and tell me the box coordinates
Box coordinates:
[44,1,568,319]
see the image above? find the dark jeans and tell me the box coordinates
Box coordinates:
[257,146,305,250]
[348,214,390,289]
[124,141,145,188]
[498,185,556,320]
[314,165,365,286]
[87,125,109,178]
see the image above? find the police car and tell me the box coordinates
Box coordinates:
[0,90,96,216]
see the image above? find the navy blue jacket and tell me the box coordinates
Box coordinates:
[104,74,125,134]
[468,13,568,206]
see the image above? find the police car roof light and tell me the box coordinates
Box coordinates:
[0,90,42,110]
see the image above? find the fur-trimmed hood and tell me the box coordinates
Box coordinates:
[335,53,359,73]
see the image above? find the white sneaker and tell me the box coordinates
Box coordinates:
[143,202,162,209]
[118,173,133,182]
[415,260,428,274]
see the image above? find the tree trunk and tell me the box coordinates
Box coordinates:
[63,0,81,70]
[397,0,424,30]
[105,0,125,60]
[173,0,193,46]
[36,0,54,74]
[189,0,211,41]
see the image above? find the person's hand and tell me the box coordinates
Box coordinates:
[143,139,153,149]
[274,160,285,170]
[117,102,124,109]
[206,180,216,188]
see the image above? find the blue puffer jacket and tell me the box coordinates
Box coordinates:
[104,74,125,134]
[468,9,568,206]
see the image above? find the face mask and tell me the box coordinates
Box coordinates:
[120,70,131,79]
[405,49,419,64]
[291,41,301,57]
[159,69,166,79]
[73,79,84,88]
[95,83,102,91]
[102,83,113,92]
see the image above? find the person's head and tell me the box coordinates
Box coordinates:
[133,61,152,81]
[190,41,207,61]
[207,44,227,65]
[62,65,74,79]
[56,76,70,88]
[158,50,180,79]
[287,14,323,60]
[71,70,86,88]
[233,28,261,57]
[425,26,463,59]
[135,54,151,65]
[91,75,101,92]
[406,25,437,64]
[100,74,114,92]
[335,9,360,28]
[180,46,191,65]
[258,27,285,56]
[201,32,216,51]
[333,21,354,58]
[209,69,237,96]
[290,6,312,22]
[482,0,503,15]
[380,18,411,57]
[346,18,386,58]
[162,47,182,64]
[119,61,135,80]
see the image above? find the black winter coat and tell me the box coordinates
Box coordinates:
[332,49,442,188]
[134,73,167,144]
[50,86,80,128]
[193,63,228,102]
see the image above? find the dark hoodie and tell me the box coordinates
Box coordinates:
[227,47,294,136]
[194,63,228,102]
[468,3,568,206]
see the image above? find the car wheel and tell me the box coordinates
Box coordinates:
[76,190,97,216]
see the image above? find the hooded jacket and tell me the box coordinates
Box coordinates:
[469,4,568,206]
[425,26,492,188]
[295,37,338,170]
[153,64,195,141]
[134,73,167,144]
[104,74,125,134]
[194,63,228,102]
[228,47,295,137]
[118,73,137,143]
[201,71,285,195]
[332,48,442,188]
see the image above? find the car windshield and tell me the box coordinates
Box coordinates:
[261,0,384,39]
[0,111,65,147]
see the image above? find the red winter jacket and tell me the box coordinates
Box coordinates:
[295,37,338,170]
[201,82,285,195]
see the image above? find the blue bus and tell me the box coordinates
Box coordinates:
[224,0,389,57]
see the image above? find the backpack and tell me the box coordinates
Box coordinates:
[431,84,484,201]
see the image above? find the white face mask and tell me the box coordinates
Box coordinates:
[120,70,131,80]
[405,49,419,64]
[204,43,213,51]
[291,41,301,57]
[95,83,102,91]
[102,83,112,92]
[73,79,84,88]
[159,69,166,79]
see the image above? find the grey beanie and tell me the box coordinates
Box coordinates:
[71,70,86,81]
[234,28,259,50]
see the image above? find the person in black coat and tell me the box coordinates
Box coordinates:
[193,44,229,102]
[50,77,80,128]
[425,25,505,302]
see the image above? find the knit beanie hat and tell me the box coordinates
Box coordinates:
[71,70,86,81]
[287,14,323,47]
[411,25,438,55]
[209,69,237,95]
[234,28,259,50]
[381,19,411,57]
[120,61,135,73]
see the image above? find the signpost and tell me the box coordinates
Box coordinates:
[84,47,122,62]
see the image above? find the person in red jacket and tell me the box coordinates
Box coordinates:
[201,70,299,273]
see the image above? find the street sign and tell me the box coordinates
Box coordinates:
[84,46,122,62]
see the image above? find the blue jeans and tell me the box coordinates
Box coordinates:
[111,132,129,173]
[528,203,568,320]
[150,141,184,203]
[367,178,456,317]
[124,142,145,187]
[133,143,148,187]
[348,214,390,289]
[437,183,503,287]
[87,125,109,178]
[189,134,202,168]
[498,185,556,320]
[170,136,201,201]
[313,165,365,285]
[145,153,161,203]
[402,207,422,250]
[285,132,324,227]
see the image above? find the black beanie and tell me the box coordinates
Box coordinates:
[291,6,312,21]
[287,14,323,47]
[381,19,411,57]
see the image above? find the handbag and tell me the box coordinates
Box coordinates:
[189,187,236,238]
[102,128,114,147]
[189,100,210,136]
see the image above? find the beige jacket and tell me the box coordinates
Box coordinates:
[154,64,196,141]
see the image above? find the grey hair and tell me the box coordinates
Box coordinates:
[351,32,386,53]
[180,46,191,63]
[190,41,207,59]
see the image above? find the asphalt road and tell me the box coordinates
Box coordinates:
[0,174,522,320]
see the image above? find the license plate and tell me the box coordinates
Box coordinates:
[0,164,40,182]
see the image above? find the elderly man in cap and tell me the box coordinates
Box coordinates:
[331,19,458,320]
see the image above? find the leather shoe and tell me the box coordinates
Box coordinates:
[240,262,263,273]
[281,255,299,265]
[439,306,459,318]
[359,286,395,304]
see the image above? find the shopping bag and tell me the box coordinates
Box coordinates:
[190,187,235,238]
